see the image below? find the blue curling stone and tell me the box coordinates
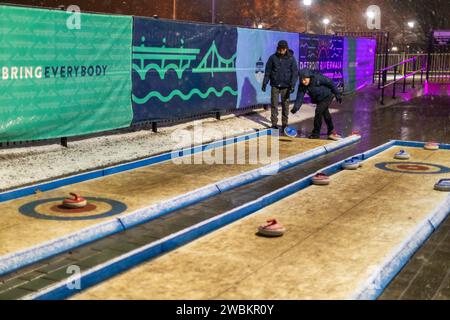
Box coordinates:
[342,159,360,170]
[395,150,410,160]
[351,156,363,167]
[284,126,298,138]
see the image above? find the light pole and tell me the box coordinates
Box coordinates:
[407,21,415,52]
[212,0,216,24]
[402,21,415,52]
[173,0,176,20]
[322,18,330,34]
[303,0,312,33]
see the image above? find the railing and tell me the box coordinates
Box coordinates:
[376,53,450,77]
[379,55,427,105]
[426,53,450,83]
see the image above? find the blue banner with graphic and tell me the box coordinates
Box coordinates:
[236,28,299,108]
[132,18,238,122]
[299,34,344,92]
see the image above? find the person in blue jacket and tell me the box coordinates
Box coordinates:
[262,40,298,131]
[291,68,343,140]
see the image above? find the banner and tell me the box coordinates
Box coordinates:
[0,5,133,142]
[299,34,344,92]
[355,38,376,90]
[0,5,376,143]
[343,37,376,92]
[236,28,299,108]
[132,18,238,122]
[343,38,357,93]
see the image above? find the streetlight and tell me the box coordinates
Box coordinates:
[322,18,330,34]
[257,24,264,29]
[302,0,312,33]
[366,10,375,19]
[366,6,381,30]
[403,21,415,52]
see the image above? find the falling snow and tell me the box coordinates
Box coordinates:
[1,0,448,50]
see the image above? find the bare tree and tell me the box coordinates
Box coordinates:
[389,0,449,48]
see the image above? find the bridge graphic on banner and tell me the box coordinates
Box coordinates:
[132,37,200,80]
[132,37,238,103]
[133,38,236,80]
[192,41,237,77]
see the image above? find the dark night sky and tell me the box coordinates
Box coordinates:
[1,0,449,49]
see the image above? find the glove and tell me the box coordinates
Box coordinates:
[289,87,295,94]
[335,95,342,104]
[262,84,267,92]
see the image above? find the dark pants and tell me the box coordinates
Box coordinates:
[270,87,290,127]
[312,95,334,136]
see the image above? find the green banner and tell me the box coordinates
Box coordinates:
[343,38,357,93]
[0,5,133,142]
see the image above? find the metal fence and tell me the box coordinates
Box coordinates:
[376,51,450,103]
[338,31,450,84]
[377,53,450,78]
[378,55,428,104]
[426,53,450,83]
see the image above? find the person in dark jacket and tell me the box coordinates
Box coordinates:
[291,68,343,140]
[262,40,298,131]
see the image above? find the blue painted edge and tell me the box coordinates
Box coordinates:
[28,138,450,300]
[0,133,360,276]
[0,171,104,203]
[217,135,361,193]
[0,129,271,204]
[0,219,124,276]
[350,139,450,300]
[353,194,450,300]
[0,130,268,275]
[25,137,367,300]
[118,184,222,229]
[26,200,266,300]
[393,140,450,150]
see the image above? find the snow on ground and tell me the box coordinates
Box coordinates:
[0,104,337,192]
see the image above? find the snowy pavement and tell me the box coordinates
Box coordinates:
[0,104,337,192]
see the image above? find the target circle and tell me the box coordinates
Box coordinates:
[50,203,98,214]
[375,162,450,174]
[19,197,127,221]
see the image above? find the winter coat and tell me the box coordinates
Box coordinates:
[263,51,298,89]
[294,69,341,110]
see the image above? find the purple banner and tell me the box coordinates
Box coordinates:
[299,34,344,92]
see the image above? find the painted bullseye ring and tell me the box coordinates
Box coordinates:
[19,197,127,221]
[50,203,97,214]
[396,164,429,171]
[375,162,450,174]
